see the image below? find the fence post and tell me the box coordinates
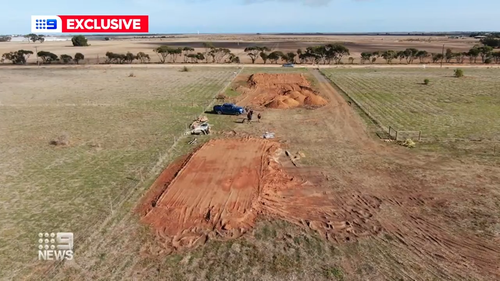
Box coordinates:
[418,131,422,141]
[395,130,399,142]
[389,126,392,139]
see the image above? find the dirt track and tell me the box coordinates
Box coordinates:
[308,69,500,279]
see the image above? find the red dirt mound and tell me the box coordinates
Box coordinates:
[136,138,381,253]
[238,73,328,109]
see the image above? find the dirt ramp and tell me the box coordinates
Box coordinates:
[137,138,382,253]
[239,73,328,109]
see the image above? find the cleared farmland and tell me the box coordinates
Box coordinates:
[0,67,238,279]
[321,68,500,142]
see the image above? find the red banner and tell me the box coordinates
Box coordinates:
[58,15,149,33]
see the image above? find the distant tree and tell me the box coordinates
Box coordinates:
[195,52,205,62]
[74,53,84,64]
[0,36,12,42]
[105,52,127,64]
[360,52,371,64]
[169,47,183,63]
[260,52,269,64]
[381,50,397,64]
[71,35,89,46]
[444,48,454,63]
[202,42,214,63]
[330,44,350,64]
[153,46,170,63]
[104,37,110,41]
[244,46,265,64]
[25,33,44,43]
[186,53,197,63]
[285,52,296,63]
[208,48,231,63]
[60,54,72,64]
[37,51,58,64]
[432,53,443,63]
[467,47,480,63]
[125,52,136,63]
[348,57,354,64]
[105,52,117,63]
[403,48,419,64]
[396,50,406,63]
[268,51,284,64]
[296,48,306,63]
[136,52,150,63]
[492,52,500,64]
[478,45,493,62]
[1,50,33,64]
[454,52,466,64]
[416,50,429,63]
[182,47,194,63]
[227,53,240,63]
[423,79,430,85]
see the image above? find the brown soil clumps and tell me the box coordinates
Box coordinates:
[136,138,381,253]
[238,73,328,109]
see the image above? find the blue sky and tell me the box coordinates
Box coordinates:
[1,0,499,34]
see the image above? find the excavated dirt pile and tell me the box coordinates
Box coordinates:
[239,73,328,109]
[136,138,381,253]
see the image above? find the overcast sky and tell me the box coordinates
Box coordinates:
[1,0,499,34]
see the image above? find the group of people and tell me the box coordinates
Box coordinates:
[245,107,261,123]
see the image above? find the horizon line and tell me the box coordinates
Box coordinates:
[1,31,498,37]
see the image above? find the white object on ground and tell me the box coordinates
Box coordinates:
[263,132,275,139]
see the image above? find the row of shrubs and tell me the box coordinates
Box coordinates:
[0,50,85,65]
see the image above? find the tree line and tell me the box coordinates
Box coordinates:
[358,45,500,64]
[1,50,85,65]
[2,42,500,65]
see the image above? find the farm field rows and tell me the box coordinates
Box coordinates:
[0,67,238,279]
[321,68,500,142]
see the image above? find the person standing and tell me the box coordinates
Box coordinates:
[247,110,253,123]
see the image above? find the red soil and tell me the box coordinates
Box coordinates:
[136,138,381,252]
[237,73,328,109]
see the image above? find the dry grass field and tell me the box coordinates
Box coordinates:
[0,34,481,65]
[1,64,499,281]
[0,66,239,279]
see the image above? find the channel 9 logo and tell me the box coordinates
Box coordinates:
[31,16,62,33]
[37,232,74,261]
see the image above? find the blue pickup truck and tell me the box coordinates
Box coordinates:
[213,103,245,115]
